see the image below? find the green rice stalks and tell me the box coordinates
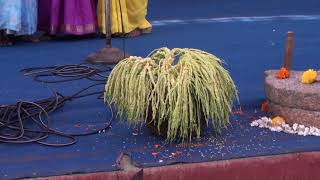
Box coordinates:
[105,48,238,142]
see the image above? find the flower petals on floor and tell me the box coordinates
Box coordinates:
[251,117,320,136]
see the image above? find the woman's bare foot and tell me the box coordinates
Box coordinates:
[111,27,151,38]
[112,32,126,38]
[18,35,41,43]
[0,39,14,46]
[0,32,14,46]
[38,35,52,41]
[125,29,141,38]
[141,27,152,34]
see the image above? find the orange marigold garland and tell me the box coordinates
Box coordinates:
[276,67,290,79]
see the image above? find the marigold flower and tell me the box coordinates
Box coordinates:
[271,116,286,126]
[301,69,317,84]
[276,67,290,79]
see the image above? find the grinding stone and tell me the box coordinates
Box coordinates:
[265,70,320,111]
[268,101,320,128]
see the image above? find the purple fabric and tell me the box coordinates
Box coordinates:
[38,0,97,35]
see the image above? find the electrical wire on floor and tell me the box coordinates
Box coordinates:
[20,63,112,83]
[0,63,115,147]
[0,82,114,147]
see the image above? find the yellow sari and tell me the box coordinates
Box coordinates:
[98,0,152,34]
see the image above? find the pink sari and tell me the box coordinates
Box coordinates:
[38,0,98,35]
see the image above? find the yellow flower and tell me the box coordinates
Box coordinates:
[271,116,286,126]
[301,69,317,84]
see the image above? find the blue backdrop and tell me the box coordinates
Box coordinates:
[0,0,320,179]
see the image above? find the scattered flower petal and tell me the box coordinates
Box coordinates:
[132,132,138,136]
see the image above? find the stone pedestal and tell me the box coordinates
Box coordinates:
[265,70,320,127]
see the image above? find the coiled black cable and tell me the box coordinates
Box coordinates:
[0,64,114,147]
[0,82,114,147]
[20,63,112,83]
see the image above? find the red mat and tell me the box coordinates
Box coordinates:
[45,152,320,180]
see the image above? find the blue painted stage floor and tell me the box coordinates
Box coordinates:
[1,0,320,179]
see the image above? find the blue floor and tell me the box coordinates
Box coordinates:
[1,0,320,179]
[148,0,320,20]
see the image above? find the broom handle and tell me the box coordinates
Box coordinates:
[105,0,112,47]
